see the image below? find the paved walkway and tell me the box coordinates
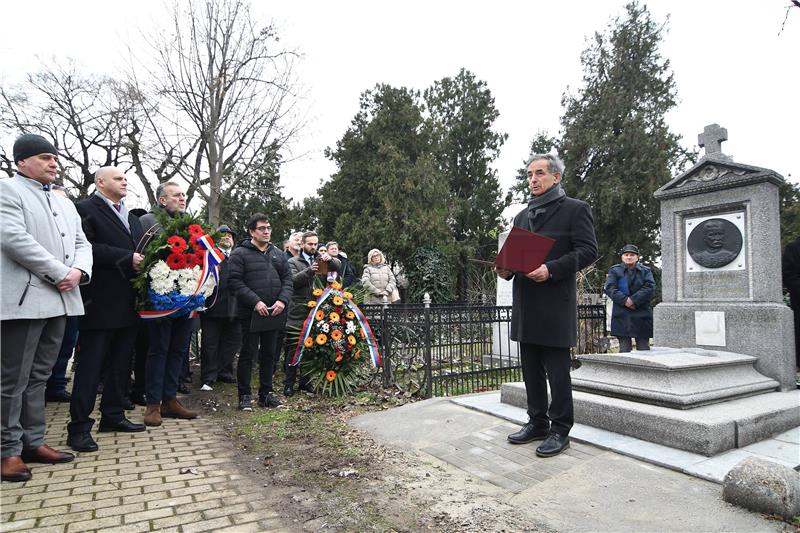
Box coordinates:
[0,400,288,533]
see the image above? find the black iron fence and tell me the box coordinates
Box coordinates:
[361,301,607,398]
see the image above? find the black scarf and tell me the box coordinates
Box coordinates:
[527,183,565,222]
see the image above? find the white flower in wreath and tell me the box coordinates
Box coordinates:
[345,321,356,334]
[321,323,330,333]
[200,269,216,297]
[149,260,177,295]
[177,266,200,296]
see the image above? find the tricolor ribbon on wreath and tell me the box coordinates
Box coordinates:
[138,233,224,320]
[291,286,381,368]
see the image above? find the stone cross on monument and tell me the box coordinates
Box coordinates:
[698,123,728,156]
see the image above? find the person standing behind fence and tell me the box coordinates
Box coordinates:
[604,244,655,352]
[361,249,397,304]
[496,153,597,458]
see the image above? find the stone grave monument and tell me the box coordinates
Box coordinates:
[500,125,799,456]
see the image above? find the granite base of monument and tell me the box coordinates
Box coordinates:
[570,348,779,409]
[500,381,799,456]
[654,302,796,391]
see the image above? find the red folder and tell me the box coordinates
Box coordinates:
[495,226,556,273]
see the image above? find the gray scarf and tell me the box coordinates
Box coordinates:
[527,183,566,221]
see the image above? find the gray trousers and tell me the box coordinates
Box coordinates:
[1,317,66,457]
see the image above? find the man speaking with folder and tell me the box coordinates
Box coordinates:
[496,153,597,457]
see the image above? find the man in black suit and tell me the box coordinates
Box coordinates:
[496,153,597,457]
[67,167,146,452]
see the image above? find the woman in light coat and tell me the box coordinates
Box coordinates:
[361,249,397,304]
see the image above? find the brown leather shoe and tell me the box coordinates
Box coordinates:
[144,404,162,427]
[21,444,74,464]
[1,456,32,482]
[160,398,197,419]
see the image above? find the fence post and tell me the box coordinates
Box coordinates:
[423,292,432,398]
[381,294,392,387]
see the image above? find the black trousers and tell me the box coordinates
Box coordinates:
[617,336,650,352]
[519,343,574,437]
[200,316,241,384]
[282,334,309,389]
[68,325,138,434]
[237,321,278,398]
[130,323,148,397]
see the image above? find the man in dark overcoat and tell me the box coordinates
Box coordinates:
[604,244,655,352]
[496,153,597,457]
[199,225,241,389]
[67,167,147,453]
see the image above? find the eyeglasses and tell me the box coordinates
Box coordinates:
[254,226,271,232]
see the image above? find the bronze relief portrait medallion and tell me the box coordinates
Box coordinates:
[687,218,742,269]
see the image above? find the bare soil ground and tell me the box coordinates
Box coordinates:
[187,373,539,533]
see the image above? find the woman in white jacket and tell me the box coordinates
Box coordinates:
[361,249,397,304]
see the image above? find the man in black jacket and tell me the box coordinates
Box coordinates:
[496,153,597,458]
[228,214,293,411]
[67,167,146,453]
[326,241,356,288]
[199,225,241,390]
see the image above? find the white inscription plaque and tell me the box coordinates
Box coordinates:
[695,311,726,347]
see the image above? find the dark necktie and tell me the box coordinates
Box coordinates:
[113,204,121,212]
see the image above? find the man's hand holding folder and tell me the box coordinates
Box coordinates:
[474,226,556,283]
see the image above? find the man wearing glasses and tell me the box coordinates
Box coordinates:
[227,214,293,411]
[138,182,198,426]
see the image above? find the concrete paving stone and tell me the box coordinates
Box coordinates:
[167,484,208,498]
[65,514,122,532]
[101,522,152,533]
[107,463,162,475]
[11,504,70,521]
[193,489,238,503]
[478,459,515,476]
[185,475,230,487]
[150,511,203,530]
[84,486,143,500]
[181,515,234,532]
[45,493,94,508]
[19,489,70,502]
[37,510,94,527]
[94,501,146,518]
[196,457,231,466]
[202,502,250,519]
[68,497,121,513]
[104,472,140,485]
[772,426,800,445]
[3,499,42,513]
[0,517,37,531]
[215,522,263,533]
[14,526,66,533]
[740,438,800,465]
[490,447,533,466]
[47,465,96,478]
[420,443,459,457]
[506,469,545,485]
[123,505,175,524]
[122,491,167,505]
[0,494,21,505]
[145,494,195,510]
[482,473,527,493]
[15,472,56,486]
[4,484,45,498]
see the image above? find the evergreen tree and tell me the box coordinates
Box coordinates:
[319,84,451,270]
[424,69,509,301]
[559,1,694,272]
[511,131,560,203]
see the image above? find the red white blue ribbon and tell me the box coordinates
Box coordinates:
[139,234,223,320]
[291,287,381,368]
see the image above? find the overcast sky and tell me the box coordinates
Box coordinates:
[1,1,798,211]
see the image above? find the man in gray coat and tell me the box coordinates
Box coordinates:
[496,153,597,458]
[1,134,93,482]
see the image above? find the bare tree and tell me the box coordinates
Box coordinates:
[141,0,303,224]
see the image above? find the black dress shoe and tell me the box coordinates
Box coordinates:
[129,391,147,406]
[67,432,98,452]
[98,419,146,433]
[283,385,295,397]
[217,374,236,384]
[124,399,135,410]
[535,433,570,457]
[299,382,315,394]
[507,423,549,444]
[45,390,72,403]
[177,383,190,394]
